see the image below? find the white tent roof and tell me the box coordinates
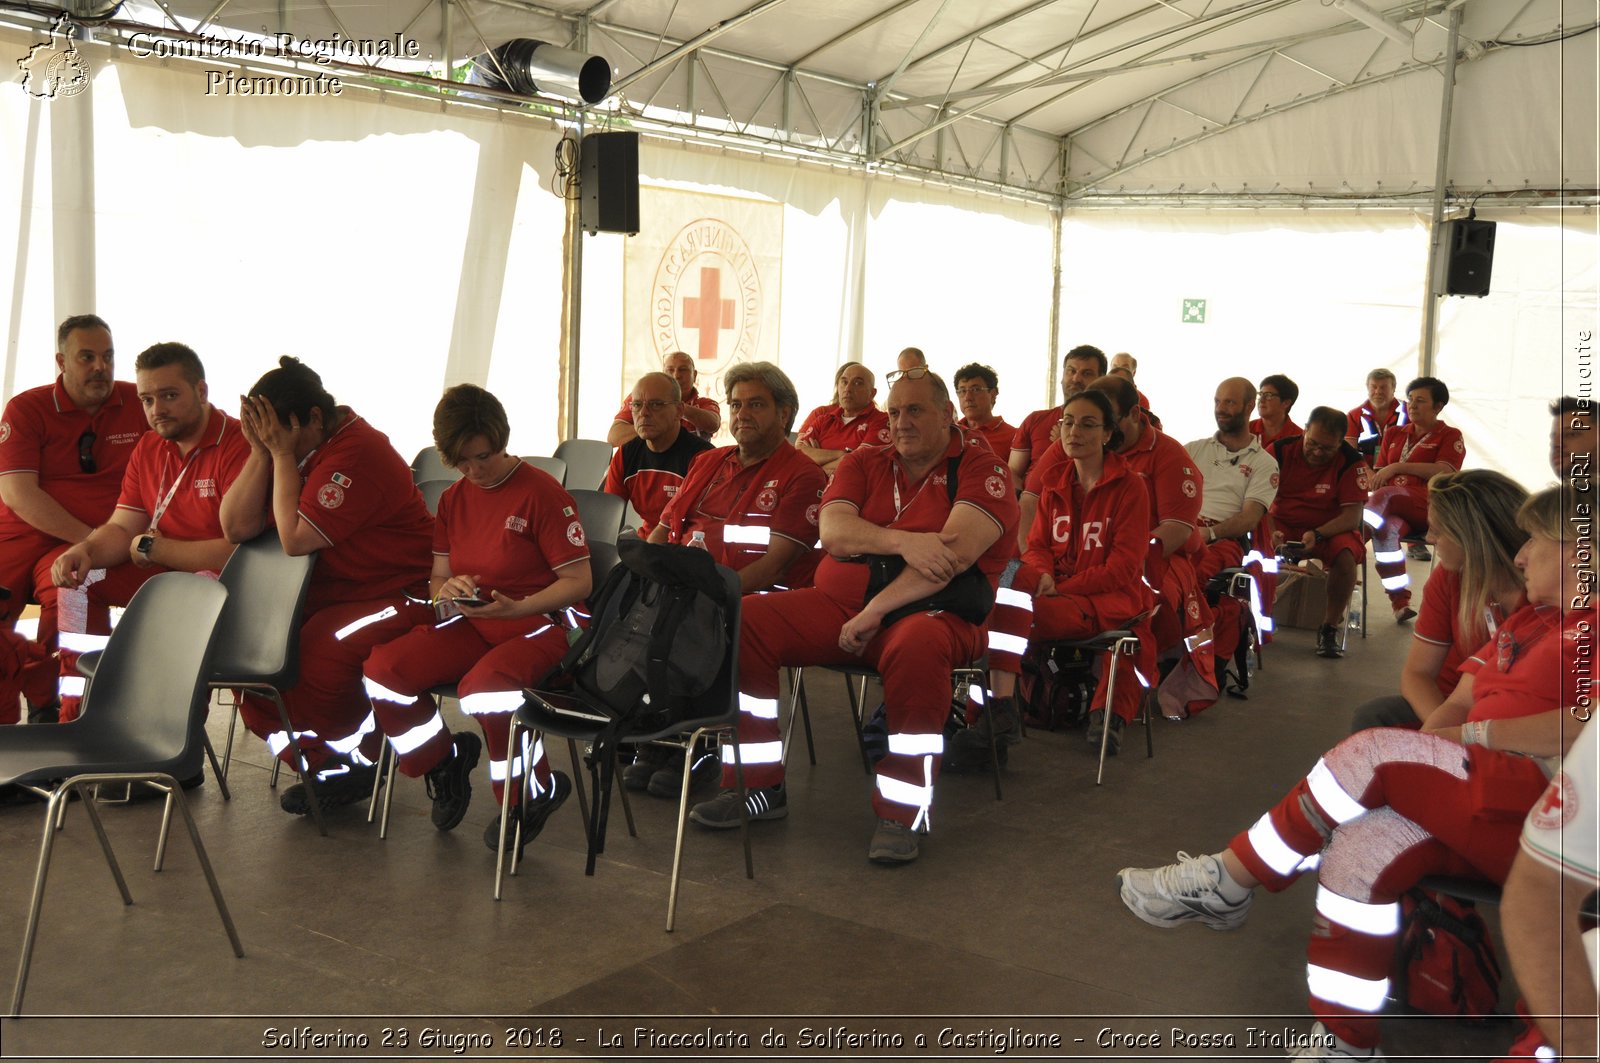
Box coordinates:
[73,0,1600,201]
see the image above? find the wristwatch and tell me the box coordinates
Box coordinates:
[1312,529,1328,544]
[136,534,156,558]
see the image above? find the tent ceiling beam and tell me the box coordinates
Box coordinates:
[608,0,796,97]
[1068,50,1447,193]
[790,0,925,68]
[876,0,959,100]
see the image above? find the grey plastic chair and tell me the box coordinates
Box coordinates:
[569,488,628,546]
[0,572,239,1016]
[522,455,568,482]
[553,438,613,491]
[410,446,462,485]
[417,477,454,516]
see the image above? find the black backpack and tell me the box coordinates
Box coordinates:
[555,537,732,870]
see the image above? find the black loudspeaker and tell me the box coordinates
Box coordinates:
[580,132,639,235]
[1436,218,1497,297]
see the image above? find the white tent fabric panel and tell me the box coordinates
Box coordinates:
[0,30,568,462]
[1058,210,1591,493]
[0,54,57,403]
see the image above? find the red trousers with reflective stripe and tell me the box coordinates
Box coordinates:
[363,615,567,801]
[237,596,435,772]
[987,567,1151,723]
[1226,728,1548,1048]
[732,588,984,828]
[55,564,159,722]
[1194,539,1246,663]
[1367,485,1428,609]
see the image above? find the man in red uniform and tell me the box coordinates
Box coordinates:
[1250,373,1302,448]
[0,315,148,723]
[1009,344,1104,486]
[50,343,250,723]
[1093,374,1214,721]
[795,361,890,475]
[1367,376,1465,622]
[689,367,1018,864]
[220,357,436,815]
[1109,351,1159,426]
[953,363,1014,456]
[1344,368,1406,465]
[363,384,590,853]
[652,362,825,592]
[604,350,721,447]
[602,372,713,536]
[1267,406,1369,659]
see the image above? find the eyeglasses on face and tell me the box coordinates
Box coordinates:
[628,399,674,413]
[1258,391,1282,401]
[77,430,96,474]
[954,385,992,397]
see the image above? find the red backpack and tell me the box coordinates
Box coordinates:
[1393,888,1503,1019]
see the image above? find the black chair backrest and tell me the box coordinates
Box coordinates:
[523,455,568,482]
[553,438,613,490]
[587,540,620,591]
[76,573,227,771]
[411,446,462,485]
[214,529,318,687]
[570,489,627,546]
[418,478,453,516]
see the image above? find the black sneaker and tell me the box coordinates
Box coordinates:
[1316,624,1345,659]
[1086,709,1124,755]
[688,785,786,830]
[622,746,670,791]
[26,701,59,725]
[424,731,481,832]
[647,749,722,798]
[867,818,920,864]
[484,771,572,854]
[279,758,378,816]
[941,727,1007,774]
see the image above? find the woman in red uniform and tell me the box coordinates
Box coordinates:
[960,389,1153,766]
[363,385,590,855]
[1117,483,1591,1061]
[1350,468,1527,732]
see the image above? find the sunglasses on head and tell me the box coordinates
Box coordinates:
[886,366,931,384]
[77,430,96,474]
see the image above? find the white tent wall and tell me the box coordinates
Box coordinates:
[576,139,1057,440]
[1058,209,1596,490]
[0,25,569,461]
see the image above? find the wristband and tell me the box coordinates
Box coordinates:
[1460,719,1490,748]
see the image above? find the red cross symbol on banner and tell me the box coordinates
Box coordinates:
[681,266,735,362]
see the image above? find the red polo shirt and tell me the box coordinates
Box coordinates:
[0,378,149,537]
[611,388,721,440]
[1461,606,1591,722]
[1270,437,1368,533]
[657,440,826,587]
[1120,421,1203,535]
[1250,416,1303,449]
[1377,420,1466,497]
[958,416,1016,456]
[296,408,433,610]
[1414,565,1510,697]
[815,430,1019,607]
[1011,405,1063,472]
[796,403,890,452]
[114,408,249,542]
[603,430,714,534]
[435,461,589,600]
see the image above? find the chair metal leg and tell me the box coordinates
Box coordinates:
[614,750,636,839]
[11,788,75,1016]
[493,720,521,901]
[1096,644,1123,786]
[269,692,327,837]
[155,787,175,870]
[783,668,817,766]
[76,781,134,905]
[565,736,590,829]
[168,781,245,960]
[220,691,240,782]
[843,674,874,775]
[365,741,387,825]
[201,731,230,801]
[669,726,750,934]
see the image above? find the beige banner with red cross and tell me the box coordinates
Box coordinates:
[622,189,785,422]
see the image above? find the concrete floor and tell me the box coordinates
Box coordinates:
[0,559,1528,1061]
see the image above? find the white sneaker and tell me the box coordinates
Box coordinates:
[1286,1022,1386,1060]
[1117,851,1253,931]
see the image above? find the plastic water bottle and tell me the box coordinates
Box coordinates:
[1347,602,1362,631]
[687,531,708,551]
